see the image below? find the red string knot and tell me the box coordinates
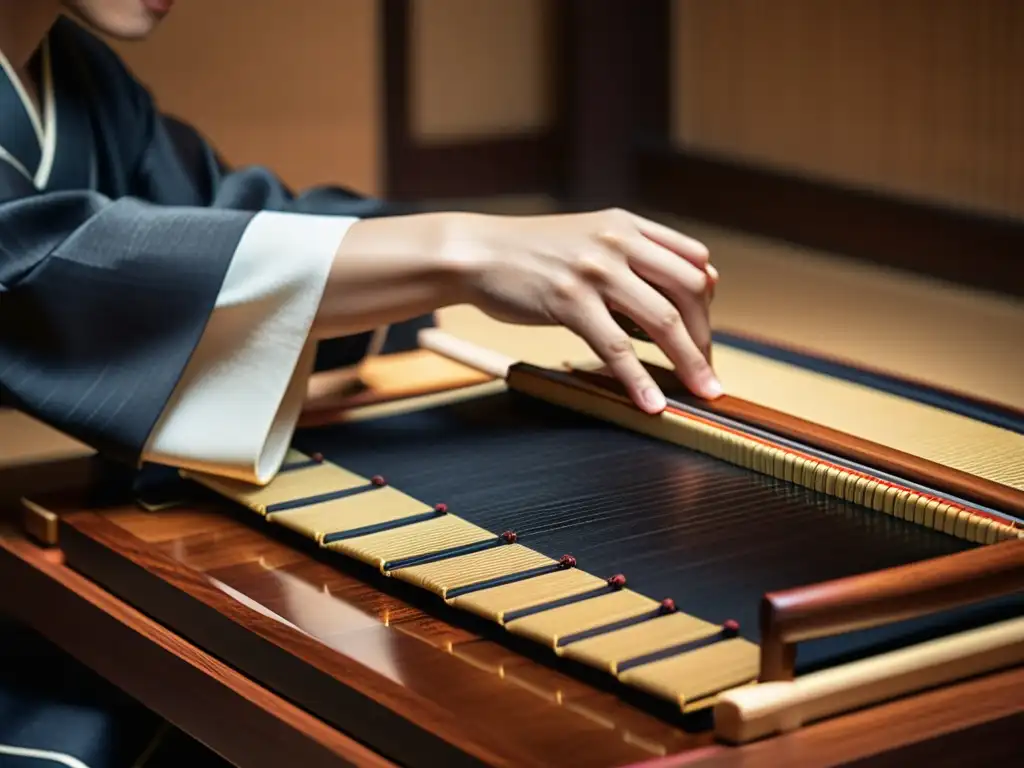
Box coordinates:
[501,531,518,544]
[310,452,324,463]
[607,574,627,589]
[371,475,387,487]
[659,598,677,614]
[433,502,448,514]
[559,554,577,569]
[722,619,740,637]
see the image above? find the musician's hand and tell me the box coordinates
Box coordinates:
[448,208,721,412]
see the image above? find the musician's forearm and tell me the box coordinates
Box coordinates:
[311,212,470,340]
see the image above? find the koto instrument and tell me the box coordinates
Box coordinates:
[23,328,1024,766]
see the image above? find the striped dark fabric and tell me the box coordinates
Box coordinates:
[0,17,408,465]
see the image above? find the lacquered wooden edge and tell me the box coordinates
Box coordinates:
[0,527,395,768]
[300,349,494,428]
[624,666,1024,767]
[757,537,1024,680]
[712,326,1024,424]
[56,509,508,767]
[554,364,1024,519]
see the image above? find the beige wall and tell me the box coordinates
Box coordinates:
[671,0,1024,219]
[410,0,552,143]
[108,0,552,196]
[111,0,381,195]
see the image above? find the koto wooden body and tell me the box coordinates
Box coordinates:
[4,334,1023,767]
[6,501,1021,768]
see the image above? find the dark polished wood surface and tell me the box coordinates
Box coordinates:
[17,495,1018,767]
[57,504,703,768]
[0,525,395,768]
[661,670,1024,767]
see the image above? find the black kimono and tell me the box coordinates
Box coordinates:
[0,16,425,767]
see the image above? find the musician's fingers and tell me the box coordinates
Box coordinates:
[603,268,721,400]
[603,231,708,295]
[707,264,719,301]
[624,212,710,268]
[613,234,714,367]
[553,290,666,414]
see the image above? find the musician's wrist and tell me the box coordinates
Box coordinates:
[431,211,502,306]
[313,212,474,338]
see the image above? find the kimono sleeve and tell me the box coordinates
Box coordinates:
[0,183,245,468]
[140,208,357,484]
[129,112,431,483]
[0,173,355,483]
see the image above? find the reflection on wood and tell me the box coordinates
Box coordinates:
[59,503,699,767]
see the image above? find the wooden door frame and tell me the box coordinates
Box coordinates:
[379,0,559,201]
[380,0,1023,297]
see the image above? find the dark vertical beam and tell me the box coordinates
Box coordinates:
[380,0,558,201]
[383,0,675,204]
[555,0,635,208]
[380,0,412,197]
[555,0,673,209]
[632,0,673,148]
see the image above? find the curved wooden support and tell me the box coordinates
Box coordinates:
[759,537,1024,682]
[716,615,1024,744]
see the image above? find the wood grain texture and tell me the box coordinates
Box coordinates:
[563,365,1024,517]
[633,668,1024,767]
[35,500,1024,767]
[837,714,1024,768]
[56,513,502,768]
[0,527,395,768]
[54,504,700,767]
[553,0,643,208]
[758,538,1024,680]
[385,133,560,201]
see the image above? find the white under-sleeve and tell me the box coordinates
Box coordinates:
[141,210,357,485]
